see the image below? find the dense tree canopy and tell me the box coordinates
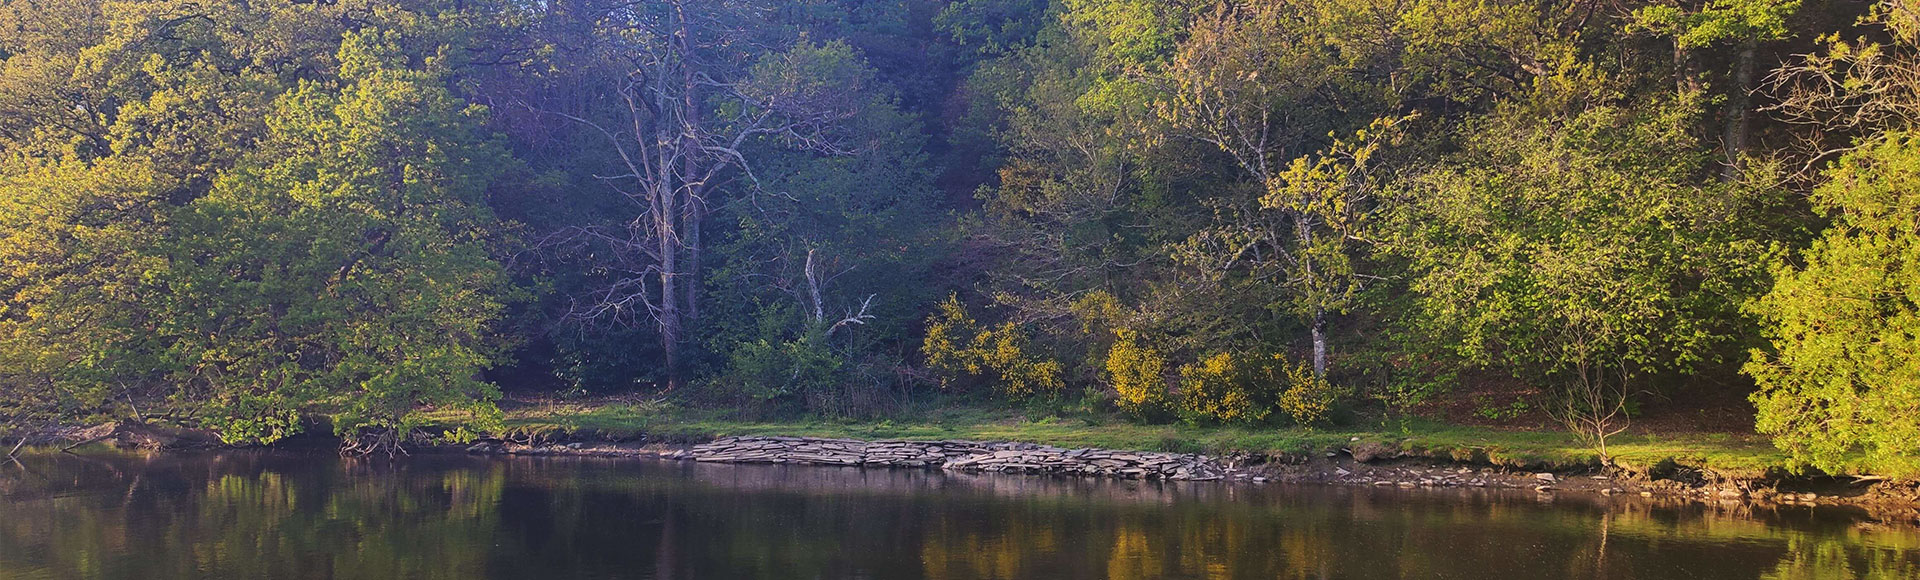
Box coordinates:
[0,0,1912,475]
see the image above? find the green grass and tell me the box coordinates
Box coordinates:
[428,400,1795,477]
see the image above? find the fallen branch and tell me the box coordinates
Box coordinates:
[61,433,115,453]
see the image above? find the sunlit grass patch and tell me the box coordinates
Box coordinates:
[427,400,1808,477]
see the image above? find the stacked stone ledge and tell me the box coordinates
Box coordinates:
[686,436,1225,481]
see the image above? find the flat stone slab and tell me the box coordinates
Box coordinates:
[684,435,1228,481]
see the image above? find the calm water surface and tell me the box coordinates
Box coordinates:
[0,450,1915,579]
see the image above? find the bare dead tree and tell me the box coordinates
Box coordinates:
[798,248,876,336]
[532,0,869,389]
[1764,1,1920,178]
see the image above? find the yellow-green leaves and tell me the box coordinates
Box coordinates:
[159,32,514,447]
[1387,101,1775,403]
[1747,133,1920,478]
[1632,0,1801,49]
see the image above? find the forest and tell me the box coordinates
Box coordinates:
[0,0,1915,477]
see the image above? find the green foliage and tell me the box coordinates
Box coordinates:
[1386,98,1780,390]
[163,32,514,446]
[0,0,1908,470]
[935,0,1051,55]
[720,335,845,410]
[1471,395,1532,422]
[1633,0,1800,48]
[0,21,518,447]
[1746,133,1920,477]
[0,157,169,433]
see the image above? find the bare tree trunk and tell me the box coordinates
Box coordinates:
[684,197,702,323]
[1297,216,1330,378]
[658,182,685,391]
[653,0,698,393]
[1311,308,1327,378]
[1722,39,1757,180]
[1674,42,1699,95]
[680,3,704,327]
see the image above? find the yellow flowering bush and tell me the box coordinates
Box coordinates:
[923,295,1064,398]
[1177,350,1340,426]
[1106,330,1170,420]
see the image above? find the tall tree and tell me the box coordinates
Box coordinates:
[161,31,517,449]
[1746,132,1920,478]
[538,1,886,390]
[1634,0,1801,178]
[1151,1,1370,377]
[1747,2,1920,477]
[1386,98,1782,460]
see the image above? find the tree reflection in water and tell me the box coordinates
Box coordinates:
[0,450,1914,579]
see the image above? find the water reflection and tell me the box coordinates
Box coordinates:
[1,450,1914,579]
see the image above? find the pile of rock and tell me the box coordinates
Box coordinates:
[686,436,1227,481]
[944,446,1224,481]
[691,437,869,465]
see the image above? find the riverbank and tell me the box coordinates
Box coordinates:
[458,432,1920,526]
[427,398,1920,521]
[20,398,1916,521]
[472,398,1791,475]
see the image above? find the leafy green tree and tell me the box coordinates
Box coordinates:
[1632,0,1801,177]
[160,32,515,448]
[936,0,1052,57]
[1386,98,1781,462]
[0,158,169,435]
[1746,133,1920,478]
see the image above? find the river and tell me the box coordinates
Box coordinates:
[0,450,1914,579]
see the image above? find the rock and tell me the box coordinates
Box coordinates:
[1348,441,1394,463]
[466,443,497,454]
[1534,473,1557,483]
[1333,468,1351,477]
[1534,485,1555,492]
[685,435,1227,484]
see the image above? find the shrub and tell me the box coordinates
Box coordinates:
[1277,361,1342,426]
[1177,350,1339,426]
[922,295,1064,398]
[1746,134,1920,477]
[1177,352,1276,426]
[1107,330,1170,421]
[718,336,844,414]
